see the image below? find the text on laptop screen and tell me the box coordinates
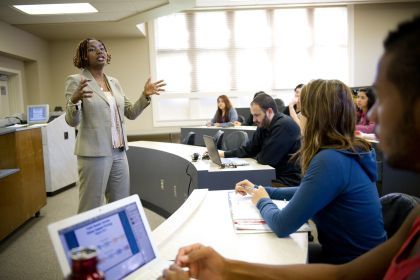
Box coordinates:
[58,202,155,279]
[27,104,49,124]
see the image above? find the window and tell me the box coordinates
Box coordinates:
[151,6,349,126]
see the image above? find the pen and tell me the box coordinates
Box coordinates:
[244,185,259,191]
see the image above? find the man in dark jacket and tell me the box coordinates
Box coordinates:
[220,93,301,186]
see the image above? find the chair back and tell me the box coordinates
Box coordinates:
[182,131,196,145]
[237,115,246,124]
[213,130,224,150]
[380,192,420,238]
[222,131,248,150]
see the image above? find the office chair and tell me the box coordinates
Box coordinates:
[213,130,224,150]
[380,192,420,238]
[181,131,196,145]
[274,98,285,113]
[237,115,246,124]
[222,131,248,150]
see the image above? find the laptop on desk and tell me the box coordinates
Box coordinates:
[203,135,249,167]
[48,195,170,280]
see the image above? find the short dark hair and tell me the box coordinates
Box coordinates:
[294,84,304,91]
[383,16,420,112]
[251,93,278,114]
[253,91,266,99]
[73,38,111,69]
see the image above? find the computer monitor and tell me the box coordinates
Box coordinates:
[27,104,49,125]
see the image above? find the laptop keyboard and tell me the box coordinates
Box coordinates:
[133,260,172,280]
[221,158,249,166]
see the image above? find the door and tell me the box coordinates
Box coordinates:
[0,80,9,118]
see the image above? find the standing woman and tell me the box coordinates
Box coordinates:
[355,88,376,133]
[207,95,239,127]
[236,79,385,264]
[65,38,165,213]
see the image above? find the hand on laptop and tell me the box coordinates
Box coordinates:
[160,243,225,280]
[218,151,225,158]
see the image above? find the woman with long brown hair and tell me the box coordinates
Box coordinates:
[235,79,385,264]
[207,95,239,127]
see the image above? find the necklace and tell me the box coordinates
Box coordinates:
[96,78,106,91]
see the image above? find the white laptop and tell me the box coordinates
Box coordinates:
[48,195,171,280]
[203,135,249,167]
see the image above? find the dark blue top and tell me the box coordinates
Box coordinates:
[256,148,386,264]
[224,113,301,186]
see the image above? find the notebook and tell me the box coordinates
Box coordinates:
[228,191,311,233]
[203,135,249,167]
[48,195,171,280]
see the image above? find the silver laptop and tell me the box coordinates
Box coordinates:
[203,135,249,167]
[48,195,170,280]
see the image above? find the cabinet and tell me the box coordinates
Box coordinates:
[0,128,47,241]
[41,114,77,194]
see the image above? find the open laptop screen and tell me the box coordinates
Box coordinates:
[55,201,156,279]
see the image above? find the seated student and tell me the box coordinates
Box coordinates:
[221,93,301,186]
[234,79,386,264]
[244,91,266,126]
[355,88,376,133]
[206,95,240,127]
[283,83,304,133]
[160,15,420,280]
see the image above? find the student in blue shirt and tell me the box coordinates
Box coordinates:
[233,79,386,264]
[207,95,240,127]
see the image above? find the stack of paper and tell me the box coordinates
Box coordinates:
[228,191,311,234]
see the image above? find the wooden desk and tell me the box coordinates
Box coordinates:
[153,189,308,264]
[127,141,275,217]
[0,127,46,240]
[180,126,257,146]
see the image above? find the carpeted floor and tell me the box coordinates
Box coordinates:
[0,186,165,279]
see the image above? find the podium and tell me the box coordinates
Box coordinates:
[41,114,77,195]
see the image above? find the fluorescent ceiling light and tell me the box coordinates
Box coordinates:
[13,3,97,15]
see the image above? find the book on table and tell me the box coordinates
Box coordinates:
[228,191,311,233]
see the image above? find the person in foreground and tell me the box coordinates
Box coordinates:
[65,38,165,213]
[220,93,301,186]
[240,79,385,264]
[160,16,420,279]
[207,95,240,127]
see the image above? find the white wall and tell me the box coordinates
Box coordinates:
[0,21,51,106]
[353,2,420,86]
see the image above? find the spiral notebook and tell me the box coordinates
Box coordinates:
[228,191,311,233]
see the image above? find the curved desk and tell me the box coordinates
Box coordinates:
[127,141,275,217]
[153,189,308,264]
[180,125,257,146]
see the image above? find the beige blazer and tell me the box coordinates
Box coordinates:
[65,69,150,157]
